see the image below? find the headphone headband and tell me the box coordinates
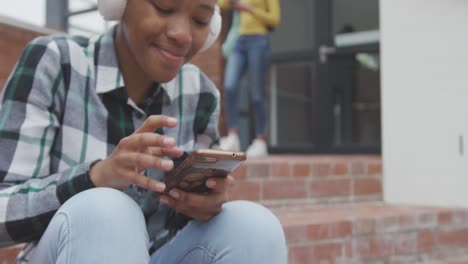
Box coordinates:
[97,0,221,52]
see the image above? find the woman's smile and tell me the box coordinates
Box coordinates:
[153,44,186,66]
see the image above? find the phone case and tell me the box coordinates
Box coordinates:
[164,149,246,193]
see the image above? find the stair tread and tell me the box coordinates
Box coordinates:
[273,202,466,227]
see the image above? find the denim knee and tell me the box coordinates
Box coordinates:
[215,201,287,262]
[58,187,144,224]
[221,201,285,241]
[56,187,149,248]
[165,201,287,264]
[31,188,150,264]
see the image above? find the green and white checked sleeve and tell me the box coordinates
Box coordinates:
[0,37,95,246]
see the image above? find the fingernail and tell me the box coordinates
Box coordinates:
[154,182,166,192]
[163,137,175,145]
[169,190,179,199]
[206,179,216,188]
[161,159,174,170]
[175,148,184,156]
[167,117,177,126]
[160,196,169,204]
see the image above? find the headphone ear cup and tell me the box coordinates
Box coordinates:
[98,0,127,21]
[199,6,222,53]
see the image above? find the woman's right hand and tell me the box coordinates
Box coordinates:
[89,115,183,193]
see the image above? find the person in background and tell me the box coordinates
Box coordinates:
[218,0,281,157]
[0,0,287,263]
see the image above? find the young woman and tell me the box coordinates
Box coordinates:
[218,0,281,157]
[0,0,286,263]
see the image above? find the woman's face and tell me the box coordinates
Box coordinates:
[120,0,216,83]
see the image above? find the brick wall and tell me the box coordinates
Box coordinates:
[228,155,384,207]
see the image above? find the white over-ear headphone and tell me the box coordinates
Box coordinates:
[97,0,222,53]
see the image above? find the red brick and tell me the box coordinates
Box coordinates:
[271,162,291,177]
[0,71,10,80]
[307,221,352,241]
[311,162,332,177]
[288,243,343,264]
[398,215,418,231]
[312,242,344,263]
[418,230,436,252]
[288,245,314,264]
[263,180,307,200]
[368,162,382,174]
[310,179,351,197]
[351,161,366,175]
[284,226,308,244]
[0,51,21,64]
[388,255,420,263]
[438,210,468,226]
[353,218,376,235]
[333,163,348,175]
[230,163,247,180]
[375,216,400,233]
[0,37,18,48]
[439,227,468,247]
[393,233,417,255]
[0,37,29,52]
[439,211,453,225]
[354,178,382,195]
[0,78,5,91]
[292,162,310,177]
[349,236,393,260]
[228,181,261,201]
[247,163,270,178]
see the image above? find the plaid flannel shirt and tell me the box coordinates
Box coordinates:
[0,27,220,263]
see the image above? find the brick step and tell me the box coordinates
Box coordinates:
[274,203,468,264]
[228,155,383,207]
[428,259,468,264]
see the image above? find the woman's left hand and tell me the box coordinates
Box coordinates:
[159,175,235,221]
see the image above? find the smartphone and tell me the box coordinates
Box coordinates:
[163,149,246,193]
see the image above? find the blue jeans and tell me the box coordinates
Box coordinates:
[30,188,287,264]
[224,35,271,136]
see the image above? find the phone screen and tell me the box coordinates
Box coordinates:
[164,149,245,193]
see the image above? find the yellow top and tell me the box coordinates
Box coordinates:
[218,0,281,35]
